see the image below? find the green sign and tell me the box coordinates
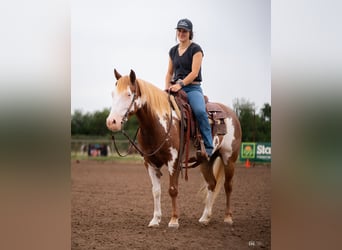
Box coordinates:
[255,143,271,161]
[240,142,271,162]
[241,142,256,159]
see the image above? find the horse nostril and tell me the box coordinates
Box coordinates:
[112,119,116,124]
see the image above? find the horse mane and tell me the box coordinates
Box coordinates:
[136,79,170,117]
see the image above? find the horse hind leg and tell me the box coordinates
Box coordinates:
[147,164,162,227]
[223,159,235,225]
[199,157,224,225]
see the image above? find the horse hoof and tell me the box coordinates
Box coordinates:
[199,214,211,225]
[148,219,160,227]
[199,217,210,225]
[199,220,209,225]
[148,222,160,228]
[168,222,179,229]
[224,217,233,225]
[168,218,179,228]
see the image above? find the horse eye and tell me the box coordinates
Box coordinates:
[128,93,131,97]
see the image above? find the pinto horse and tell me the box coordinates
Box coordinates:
[106,69,242,228]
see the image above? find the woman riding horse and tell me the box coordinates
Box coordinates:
[106,69,241,228]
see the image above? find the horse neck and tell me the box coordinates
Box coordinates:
[135,106,158,130]
[135,80,170,126]
[135,85,171,133]
[137,106,170,131]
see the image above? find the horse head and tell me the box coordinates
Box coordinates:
[106,69,140,131]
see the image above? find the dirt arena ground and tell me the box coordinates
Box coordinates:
[71,160,271,249]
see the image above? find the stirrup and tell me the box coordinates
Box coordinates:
[196,150,209,162]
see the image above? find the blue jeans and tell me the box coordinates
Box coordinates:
[182,84,214,156]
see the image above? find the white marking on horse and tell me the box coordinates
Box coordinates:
[199,190,214,224]
[212,135,220,154]
[147,164,162,227]
[134,94,145,110]
[158,114,168,133]
[106,86,133,130]
[115,86,133,113]
[220,117,235,165]
[167,147,178,176]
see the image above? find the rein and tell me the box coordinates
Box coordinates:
[111,90,174,157]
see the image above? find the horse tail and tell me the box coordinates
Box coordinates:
[198,157,225,203]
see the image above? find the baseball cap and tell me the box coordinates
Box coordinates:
[175,18,193,31]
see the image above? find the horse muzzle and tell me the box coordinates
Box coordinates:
[106,116,123,131]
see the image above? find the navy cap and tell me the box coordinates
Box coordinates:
[176,18,193,31]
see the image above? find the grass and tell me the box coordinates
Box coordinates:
[71,152,270,167]
[71,152,144,163]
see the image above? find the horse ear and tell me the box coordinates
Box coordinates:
[129,69,136,85]
[114,68,121,80]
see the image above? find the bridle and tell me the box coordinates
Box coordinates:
[111,84,174,157]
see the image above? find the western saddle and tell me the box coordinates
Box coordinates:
[169,90,229,178]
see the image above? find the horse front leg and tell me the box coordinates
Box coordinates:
[168,165,180,228]
[147,164,162,227]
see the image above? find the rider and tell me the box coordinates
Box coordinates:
[165,18,214,159]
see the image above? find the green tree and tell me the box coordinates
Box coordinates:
[233,98,271,142]
[90,109,111,136]
[71,108,139,138]
[257,103,271,141]
[260,103,271,122]
[71,110,83,135]
[233,98,256,142]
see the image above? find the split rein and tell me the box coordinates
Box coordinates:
[111,91,174,157]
